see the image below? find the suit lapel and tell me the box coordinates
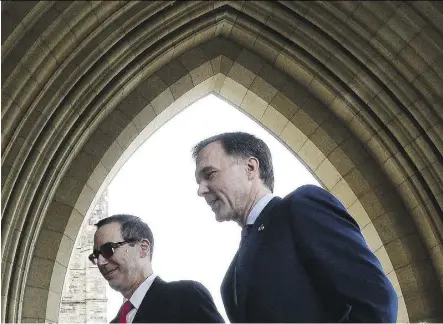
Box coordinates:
[235,197,282,320]
[132,277,166,323]
[221,250,239,321]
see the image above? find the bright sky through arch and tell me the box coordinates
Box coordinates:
[106,93,320,322]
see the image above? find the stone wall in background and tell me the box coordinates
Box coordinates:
[59,191,109,323]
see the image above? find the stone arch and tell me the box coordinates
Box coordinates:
[2,1,442,322]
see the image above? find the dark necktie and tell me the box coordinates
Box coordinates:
[234,224,254,307]
[119,300,133,323]
[240,224,253,245]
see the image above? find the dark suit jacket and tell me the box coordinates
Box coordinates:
[112,277,224,323]
[221,185,398,323]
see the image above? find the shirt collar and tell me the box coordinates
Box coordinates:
[127,273,157,310]
[246,193,274,225]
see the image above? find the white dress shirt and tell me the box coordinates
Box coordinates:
[246,193,275,225]
[124,273,157,323]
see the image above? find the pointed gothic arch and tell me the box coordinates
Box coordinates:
[2,2,442,322]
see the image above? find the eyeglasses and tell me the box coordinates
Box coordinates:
[88,239,137,265]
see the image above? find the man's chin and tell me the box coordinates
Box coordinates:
[214,212,232,222]
[106,275,121,288]
[108,280,123,292]
[215,216,227,223]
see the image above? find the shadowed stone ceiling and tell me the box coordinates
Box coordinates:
[1,1,442,322]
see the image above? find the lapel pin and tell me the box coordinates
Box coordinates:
[258,224,265,231]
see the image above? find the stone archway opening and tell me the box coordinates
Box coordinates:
[60,92,410,323]
[61,93,327,322]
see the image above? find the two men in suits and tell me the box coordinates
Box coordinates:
[91,214,224,323]
[193,131,398,322]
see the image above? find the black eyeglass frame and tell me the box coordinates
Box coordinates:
[88,239,137,265]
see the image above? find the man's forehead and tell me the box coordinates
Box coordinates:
[197,141,229,163]
[196,142,223,166]
[94,222,122,244]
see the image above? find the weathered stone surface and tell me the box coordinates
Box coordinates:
[59,193,109,323]
[2,2,442,323]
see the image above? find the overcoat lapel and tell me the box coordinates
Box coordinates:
[132,277,167,323]
[221,250,240,321]
[235,197,282,321]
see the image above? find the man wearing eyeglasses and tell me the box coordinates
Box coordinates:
[91,214,224,323]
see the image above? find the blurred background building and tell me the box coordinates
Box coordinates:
[59,192,110,323]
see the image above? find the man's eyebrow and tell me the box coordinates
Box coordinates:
[200,166,214,173]
[196,166,214,181]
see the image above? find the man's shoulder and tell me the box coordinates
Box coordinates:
[284,184,343,203]
[165,279,209,294]
[288,184,325,197]
[278,185,345,215]
[164,280,216,303]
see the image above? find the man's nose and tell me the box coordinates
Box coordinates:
[197,182,209,197]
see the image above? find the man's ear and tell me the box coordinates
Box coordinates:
[139,239,151,258]
[246,157,259,179]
